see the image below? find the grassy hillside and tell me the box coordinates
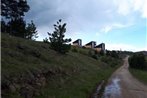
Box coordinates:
[1,33,122,98]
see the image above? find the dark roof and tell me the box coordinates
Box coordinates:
[85,41,96,45]
[95,43,105,48]
[73,39,81,43]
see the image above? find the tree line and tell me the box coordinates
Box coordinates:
[1,0,71,54]
[1,0,38,40]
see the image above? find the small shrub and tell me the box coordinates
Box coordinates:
[43,38,49,43]
[106,50,119,58]
[111,51,119,58]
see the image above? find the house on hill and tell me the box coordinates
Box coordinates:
[94,43,106,53]
[72,39,82,47]
[84,41,96,48]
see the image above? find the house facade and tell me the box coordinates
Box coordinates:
[94,43,106,53]
[72,39,82,47]
[84,41,96,48]
[73,39,106,54]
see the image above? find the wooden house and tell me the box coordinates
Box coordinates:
[72,39,82,47]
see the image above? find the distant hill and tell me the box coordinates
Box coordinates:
[1,33,122,98]
[136,51,147,56]
[141,51,147,56]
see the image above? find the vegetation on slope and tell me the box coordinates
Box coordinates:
[129,53,147,70]
[129,52,147,84]
[1,33,122,98]
[130,68,147,85]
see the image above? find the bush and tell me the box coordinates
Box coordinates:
[111,51,119,58]
[100,56,120,67]
[106,50,119,58]
[129,53,147,70]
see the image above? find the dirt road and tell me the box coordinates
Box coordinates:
[102,56,147,98]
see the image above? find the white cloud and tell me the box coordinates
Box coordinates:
[132,0,147,18]
[97,22,133,35]
[114,0,131,16]
[113,0,147,18]
[101,25,112,33]
[106,43,147,52]
[133,0,143,11]
[141,0,147,18]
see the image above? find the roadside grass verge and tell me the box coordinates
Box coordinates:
[129,53,147,85]
[129,68,147,85]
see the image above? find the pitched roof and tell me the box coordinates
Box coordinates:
[73,39,81,43]
[95,43,105,48]
[85,41,96,45]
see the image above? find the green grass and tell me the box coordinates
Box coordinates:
[129,55,147,85]
[129,68,147,85]
[1,33,122,98]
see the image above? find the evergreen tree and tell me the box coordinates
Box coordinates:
[43,37,49,43]
[48,19,71,54]
[1,0,30,20]
[1,0,30,38]
[7,18,26,38]
[26,20,38,40]
[1,19,7,33]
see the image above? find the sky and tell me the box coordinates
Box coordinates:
[25,0,147,52]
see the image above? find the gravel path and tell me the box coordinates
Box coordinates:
[102,56,147,98]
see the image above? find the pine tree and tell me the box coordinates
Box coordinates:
[43,37,49,43]
[1,19,7,33]
[7,18,26,38]
[26,20,38,40]
[48,19,71,54]
[1,0,30,38]
[1,0,30,20]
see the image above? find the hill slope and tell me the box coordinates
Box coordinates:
[1,33,122,98]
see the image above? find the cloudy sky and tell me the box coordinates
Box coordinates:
[25,0,147,51]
